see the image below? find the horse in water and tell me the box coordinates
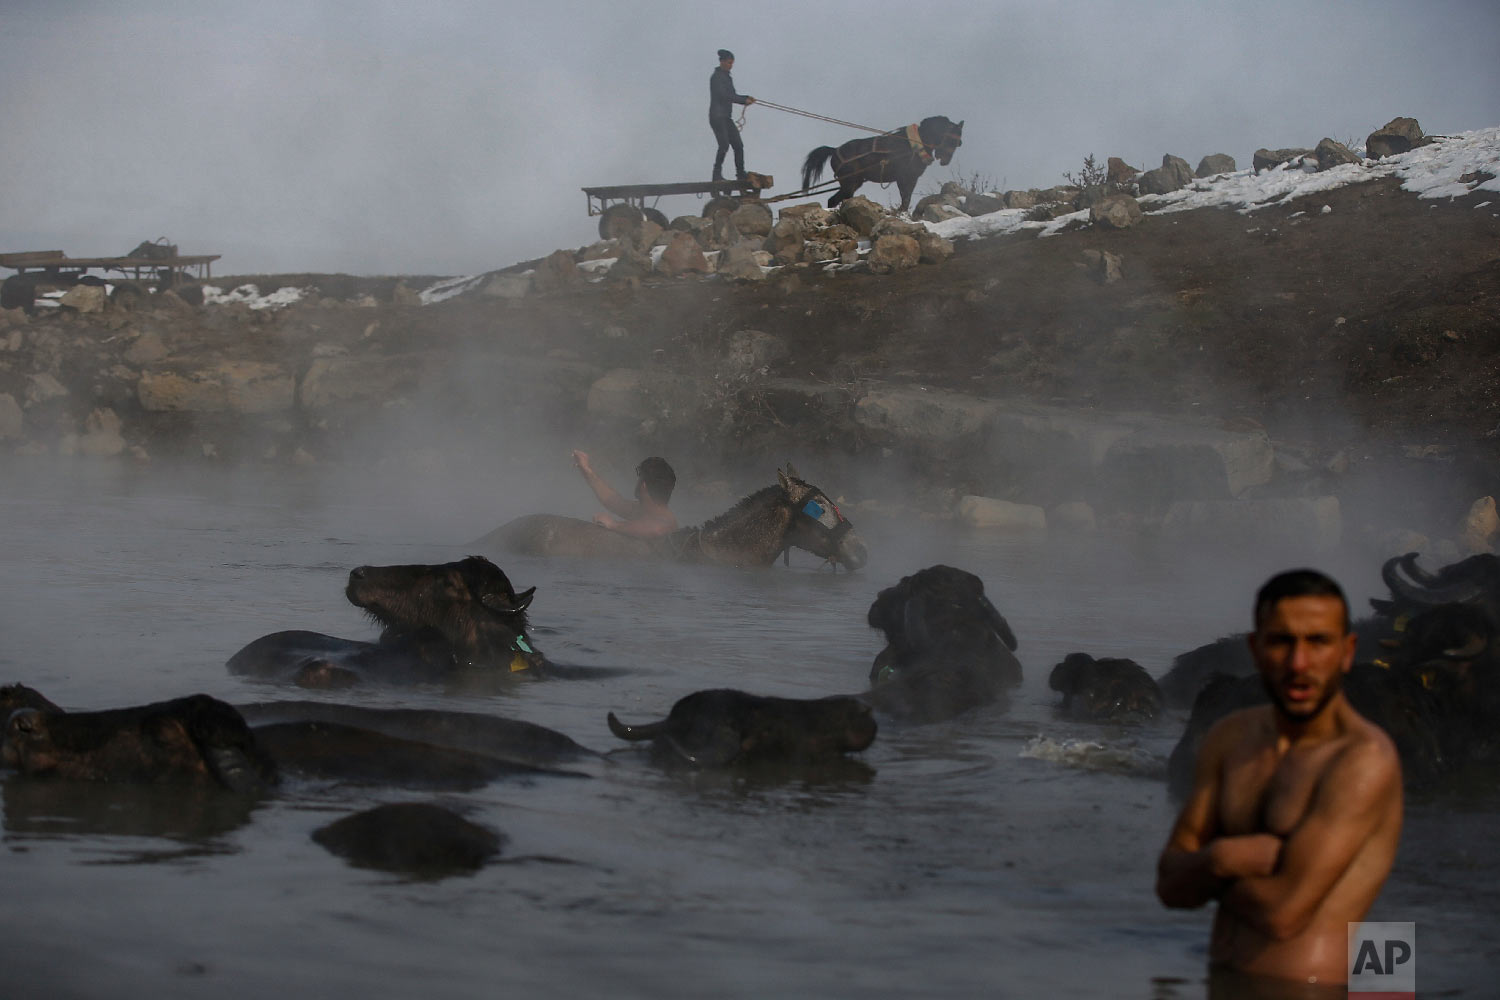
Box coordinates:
[481,465,868,571]
[801,115,964,212]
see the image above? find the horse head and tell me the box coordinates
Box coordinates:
[776,464,868,572]
[920,116,963,166]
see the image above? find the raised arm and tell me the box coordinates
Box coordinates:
[573,450,640,520]
[1219,735,1401,941]
[1156,715,1281,909]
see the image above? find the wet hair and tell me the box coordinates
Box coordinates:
[717,49,734,61]
[1253,569,1350,633]
[635,457,676,505]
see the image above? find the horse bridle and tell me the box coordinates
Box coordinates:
[782,494,854,569]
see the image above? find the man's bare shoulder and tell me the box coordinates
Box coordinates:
[1202,703,1273,752]
[1333,704,1401,779]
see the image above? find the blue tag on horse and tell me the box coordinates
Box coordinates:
[802,500,824,519]
[513,635,533,654]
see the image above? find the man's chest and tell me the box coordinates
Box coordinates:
[1218,743,1339,837]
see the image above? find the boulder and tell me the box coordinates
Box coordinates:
[0,393,21,440]
[1366,117,1425,159]
[73,407,127,457]
[577,239,621,262]
[710,211,741,248]
[1090,194,1144,230]
[482,273,531,298]
[1001,190,1038,210]
[956,495,1047,534]
[629,220,664,252]
[1253,147,1312,172]
[717,246,767,281]
[123,330,169,365]
[1106,158,1139,185]
[911,193,957,220]
[1195,153,1237,177]
[871,218,925,239]
[868,234,920,274]
[726,330,789,372]
[915,231,955,265]
[1034,185,1081,205]
[607,248,653,282]
[1081,249,1124,284]
[764,218,807,255]
[940,181,971,199]
[26,373,69,406]
[729,202,773,237]
[1072,186,1112,211]
[59,284,107,313]
[918,202,968,223]
[138,362,295,414]
[809,223,859,254]
[778,203,834,229]
[837,196,885,237]
[962,192,1005,216]
[657,231,709,276]
[391,282,422,307]
[301,354,429,412]
[1137,155,1194,195]
[1313,138,1361,171]
[802,240,841,264]
[531,249,581,293]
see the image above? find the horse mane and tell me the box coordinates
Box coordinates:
[695,483,787,535]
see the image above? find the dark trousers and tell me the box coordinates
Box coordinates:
[710,117,744,180]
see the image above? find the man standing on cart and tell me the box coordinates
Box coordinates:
[710,49,754,182]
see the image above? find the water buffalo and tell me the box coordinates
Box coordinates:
[2,694,278,792]
[312,802,504,878]
[1373,551,1500,630]
[228,556,560,689]
[607,689,877,768]
[864,565,1021,723]
[1048,653,1164,723]
[1165,665,1452,800]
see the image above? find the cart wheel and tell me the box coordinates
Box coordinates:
[702,196,741,219]
[1,274,37,311]
[641,207,670,230]
[599,204,644,241]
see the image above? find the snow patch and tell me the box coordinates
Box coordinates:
[202,283,310,309]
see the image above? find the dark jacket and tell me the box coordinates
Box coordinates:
[709,67,748,121]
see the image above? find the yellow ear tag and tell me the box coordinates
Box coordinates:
[510,653,531,673]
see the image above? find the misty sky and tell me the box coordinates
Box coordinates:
[2,0,1496,277]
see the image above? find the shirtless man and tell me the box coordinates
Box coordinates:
[1156,569,1403,991]
[571,450,678,539]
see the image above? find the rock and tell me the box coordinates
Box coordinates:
[657,231,709,276]
[607,248,653,282]
[729,202,773,238]
[1107,158,1139,185]
[911,194,956,220]
[1034,185,1080,205]
[585,368,699,423]
[962,192,1005,216]
[1313,138,1361,171]
[1253,147,1312,172]
[727,330,789,372]
[764,218,807,255]
[123,331,169,365]
[717,246,767,281]
[871,218,925,239]
[1457,496,1498,553]
[1049,501,1097,533]
[577,240,621,262]
[1366,117,1425,159]
[956,495,1047,533]
[868,234,920,274]
[915,231,955,265]
[837,195,885,237]
[1101,422,1275,502]
[301,354,428,413]
[481,272,531,299]
[26,373,68,406]
[802,240,840,264]
[1163,497,1341,552]
[59,284,107,313]
[1196,154,1237,177]
[710,211,741,248]
[1081,249,1124,284]
[918,202,968,223]
[809,223,858,254]
[75,407,126,457]
[530,250,581,294]
[391,282,422,307]
[138,362,295,414]
[1090,194,1144,230]
[0,306,27,328]
[940,181,971,199]
[1001,190,1038,210]
[1137,155,1194,195]
[0,393,21,440]
[778,203,834,229]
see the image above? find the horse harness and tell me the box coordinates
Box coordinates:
[837,123,962,180]
[782,495,853,569]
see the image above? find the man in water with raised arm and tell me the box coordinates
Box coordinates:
[572,450,677,539]
[1156,569,1403,994]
